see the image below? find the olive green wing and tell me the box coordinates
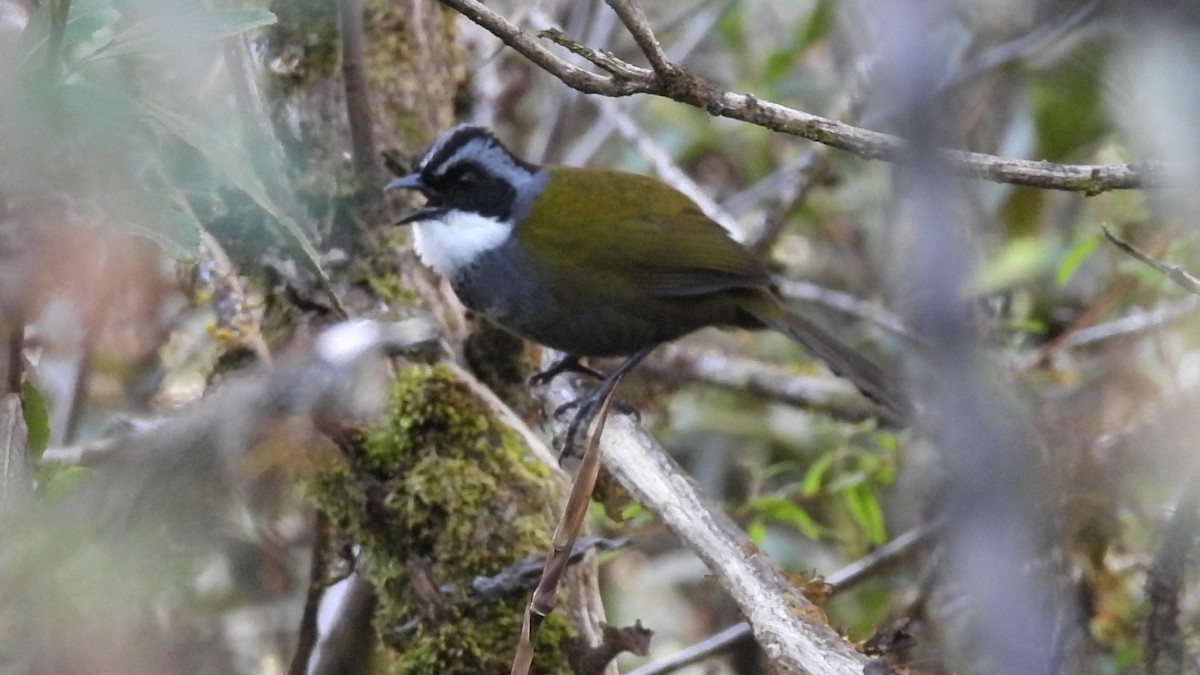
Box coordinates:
[520,166,770,297]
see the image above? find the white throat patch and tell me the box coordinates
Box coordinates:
[411,211,513,278]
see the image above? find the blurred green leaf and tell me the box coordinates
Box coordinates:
[801,452,835,496]
[1056,232,1100,286]
[38,465,90,502]
[619,502,645,521]
[20,382,50,460]
[749,494,822,540]
[843,486,886,545]
[973,236,1054,292]
[140,101,331,287]
[746,518,766,545]
[763,1,833,86]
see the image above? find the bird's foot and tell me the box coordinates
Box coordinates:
[555,392,639,461]
[528,355,604,387]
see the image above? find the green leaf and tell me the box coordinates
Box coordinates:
[801,452,835,496]
[1056,232,1100,286]
[844,486,887,545]
[973,236,1054,293]
[746,519,766,545]
[751,495,822,540]
[619,502,645,521]
[20,382,50,460]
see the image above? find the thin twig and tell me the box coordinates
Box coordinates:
[561,0,731,167]
[1056,298,1200,351]
[604,0,674,76]
[435,0,1164,195]
[513,384,620,675]
[1102,226,1200,295]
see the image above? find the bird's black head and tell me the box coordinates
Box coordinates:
[387,125,545,224]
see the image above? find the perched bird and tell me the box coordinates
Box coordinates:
[387,125,909,443]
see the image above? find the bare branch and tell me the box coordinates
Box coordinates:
[1057,298,1200,351]
[437,0,1164,194]
[604,0,674,76]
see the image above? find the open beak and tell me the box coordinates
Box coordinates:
[387,173,445,225]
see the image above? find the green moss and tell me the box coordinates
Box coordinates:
[310,364,573,673]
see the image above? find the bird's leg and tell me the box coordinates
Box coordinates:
[529,354,604,386]
[558,347,652,460]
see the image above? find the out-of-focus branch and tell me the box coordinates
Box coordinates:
[339,0,382,216]
[436,0,1163,194]
[1103,226,1200,295]
[775,279,914,340]
[641,342,886,422]
[536,370,869,675]
[1143,467,1200,675]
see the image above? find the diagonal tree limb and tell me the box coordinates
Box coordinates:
[535,369,870,675]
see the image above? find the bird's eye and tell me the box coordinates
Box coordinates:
[458,169,480,185]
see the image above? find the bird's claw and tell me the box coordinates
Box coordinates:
[529,355,604,387]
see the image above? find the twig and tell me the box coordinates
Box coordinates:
[625,623,750,675]
[824,524,933,591]
[1102,226,1200,295]
[626,525,933,675]
[604,0,674,77]
[561,0,731,168]
[1055,298,1200,352]
[435,0,1164,195]
[512,384,621,675]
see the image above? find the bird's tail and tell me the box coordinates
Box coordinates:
[744,294,911,424]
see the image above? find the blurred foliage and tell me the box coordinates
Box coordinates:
[1,0,330,278]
